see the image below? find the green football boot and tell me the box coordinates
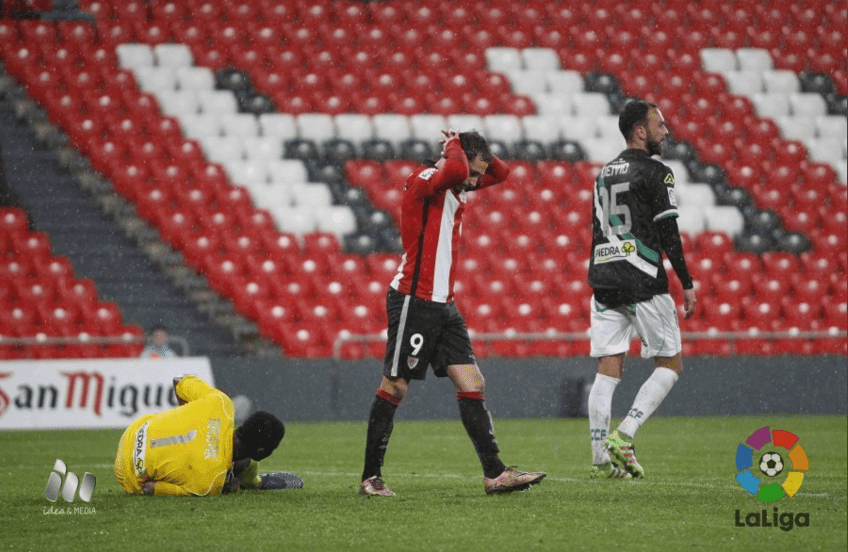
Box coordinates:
[605,430,645,478]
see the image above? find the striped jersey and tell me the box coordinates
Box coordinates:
[390,138,510,303]
[588,148,679,304]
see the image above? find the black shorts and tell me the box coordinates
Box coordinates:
[383,287,476,381]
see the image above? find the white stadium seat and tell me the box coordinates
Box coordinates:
[446,114,484,133]
[570,93,610,117]
[223,160,269,186]
[803,137,845,167]
[243,137,283,162]
[250,182,293,209]
[259,113,298,141]
[580,137,621,162]
[202,136,245,162]
[676,206,707,235]
[155,89,200,117]
[267,159,309,183]
[789,93,828,117]
[335,114,375,143]
[485,47,522,73]
[704,206,745,237]
[410,114,446,141]
[483,114,523,144]
[521,115,562,143]
[816,115,848,140]
[777,115,815,142]
[735,48,773,73]
[505,70,550,95]
[181,114,223,140]
[560,116,599,141]
[373,114,412,146]
[116,43,154,68]
[835,160,847,185]
[521,47,561,71]
[271,207,319,234]
[533,93,573,115]
[290,182,333,207]
[175,66,215,91]
[197,90,238,114]
[595,115,621,140]
[296,113,336,143]
[219,113,259,138]
[317,205,358,238]
[700,48,737,74]
[752,93,790,120]
[546,70,584,94]
[723,71,763,96]
[762,70,799,94]
[675,183,716,208]
[154,43,193,68]
[134,66,176,92]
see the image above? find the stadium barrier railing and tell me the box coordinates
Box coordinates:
[0,334,191,357]
[332,329,848,360]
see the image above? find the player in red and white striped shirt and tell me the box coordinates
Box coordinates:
[359,130,546,497]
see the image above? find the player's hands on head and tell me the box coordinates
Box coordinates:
[439,128,459,157]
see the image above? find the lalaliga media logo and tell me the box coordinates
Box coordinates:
[734,426,810,532]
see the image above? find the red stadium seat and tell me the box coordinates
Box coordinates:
[57,278,98,312]
[780,298,822,331]
[722,253,764,282]
[86,301,124,335]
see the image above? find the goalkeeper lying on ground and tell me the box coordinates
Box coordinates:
[114,375,302,496]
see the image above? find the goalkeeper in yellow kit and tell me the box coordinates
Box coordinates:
[114,375,301,496]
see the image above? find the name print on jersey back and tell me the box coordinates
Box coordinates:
[588,149,679,302]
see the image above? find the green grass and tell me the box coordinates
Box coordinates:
[3,416,846,552]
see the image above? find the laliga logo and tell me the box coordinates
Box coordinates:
[735,426,809,501]
[44,459,96,503]
[734,427,810,532]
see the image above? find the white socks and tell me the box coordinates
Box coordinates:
[588,373,620,465]
[617,367,679,439]
[588,368,680,465]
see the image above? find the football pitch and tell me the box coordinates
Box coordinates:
[3,415,846,552]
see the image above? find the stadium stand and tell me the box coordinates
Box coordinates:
[0,0,844,359]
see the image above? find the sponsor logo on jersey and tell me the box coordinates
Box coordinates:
[133,421,149,477]
[664,173,675,185]
[594,239,637,264]
[419,167,437,180]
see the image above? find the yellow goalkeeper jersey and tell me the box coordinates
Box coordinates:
[114,376,234,496]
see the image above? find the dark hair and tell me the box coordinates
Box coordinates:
[235,411,285,461]
[150,324,168,334]
[618,100,658,141]
[458,130,493,163]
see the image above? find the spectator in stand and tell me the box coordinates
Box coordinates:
[140,324,177,359]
